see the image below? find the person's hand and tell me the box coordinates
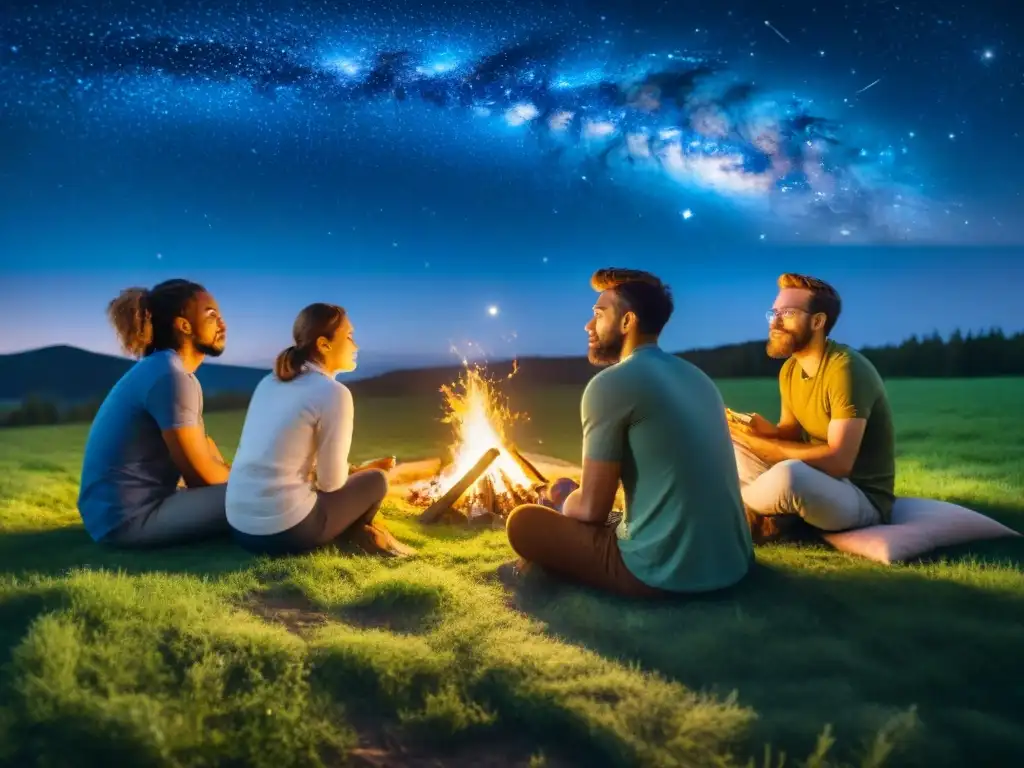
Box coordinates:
[746,413,776,437]
[726,409,775,438]
[728,419,751,445]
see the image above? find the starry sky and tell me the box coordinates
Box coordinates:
[1,0,1021,370]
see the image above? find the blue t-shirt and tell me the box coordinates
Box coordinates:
[77,350,205,541]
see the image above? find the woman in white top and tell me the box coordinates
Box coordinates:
[226,302,413,556]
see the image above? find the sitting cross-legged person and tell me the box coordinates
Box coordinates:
[77,279,233,548]
[728,273,896,543]
[504,268,754,598]
[226,302,413,557]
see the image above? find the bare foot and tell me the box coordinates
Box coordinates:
[347,522,416,557]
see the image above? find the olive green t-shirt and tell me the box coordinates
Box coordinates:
[780,340,896,522]
[581,345,754,593]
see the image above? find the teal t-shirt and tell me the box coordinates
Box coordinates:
[581,345,753,592]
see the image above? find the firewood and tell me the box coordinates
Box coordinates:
[506,443,548,485]
[479,475,497,517]
[419,447,500,524]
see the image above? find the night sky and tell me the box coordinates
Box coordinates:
[1,0,1021,370]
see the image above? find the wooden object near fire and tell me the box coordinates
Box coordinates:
[507,443,548,486]
[467,475,501,528]
[418,447,501,524]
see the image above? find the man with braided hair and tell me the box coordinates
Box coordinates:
[505,268,754,597]
[77,279,232,547]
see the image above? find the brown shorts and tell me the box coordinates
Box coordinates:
[505,504,664,598]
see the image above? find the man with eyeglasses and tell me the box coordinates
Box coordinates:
[727,273,895,542]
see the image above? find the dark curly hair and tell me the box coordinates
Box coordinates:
[106,279,206,358]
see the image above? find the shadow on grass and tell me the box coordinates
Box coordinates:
[0,586,65,672]
[945,497,1024,523]
[505,556,1024,768]
[0,525,252,580]
[913,536,1024,568]
[247,579,443,637]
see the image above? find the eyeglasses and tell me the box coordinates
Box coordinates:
[765,307,811,324]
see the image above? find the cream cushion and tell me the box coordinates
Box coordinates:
[823,497,1021,564]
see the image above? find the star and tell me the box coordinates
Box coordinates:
[1,1,1016,250]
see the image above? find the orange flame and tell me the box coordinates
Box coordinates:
[435,366,533,499]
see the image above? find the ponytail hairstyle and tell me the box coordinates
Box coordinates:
[107,279,206,358]
[274,302,346,382]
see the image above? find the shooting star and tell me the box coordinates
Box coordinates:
[855,78,882,95]
[764,20,791,44]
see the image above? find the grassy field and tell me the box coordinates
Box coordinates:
[1,377,1023,767]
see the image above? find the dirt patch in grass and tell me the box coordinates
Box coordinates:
[337,602,437,634]
[245,589,566,767]
[346,718,564,767]
[246,590,330,637]
[246,586,440,637]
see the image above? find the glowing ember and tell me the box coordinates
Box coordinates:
[409,365,538,516]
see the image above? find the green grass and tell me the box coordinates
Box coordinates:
[1,378,1023,767]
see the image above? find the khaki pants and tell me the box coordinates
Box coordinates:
[505,504,664,598]
[105,483,229,548]
[733,442,880,532]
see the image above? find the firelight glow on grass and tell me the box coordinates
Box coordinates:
[1,378,1023,767]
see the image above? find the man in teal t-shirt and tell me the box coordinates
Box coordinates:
[505,268,753,596]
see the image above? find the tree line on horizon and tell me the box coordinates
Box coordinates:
[681,327,1024,380]
[2,328,1021,428]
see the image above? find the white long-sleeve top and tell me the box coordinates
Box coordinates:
[226,364,353,536]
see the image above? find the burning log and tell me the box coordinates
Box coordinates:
[419,447,500,524]
[467,475,501,528]
[507,443,548,485]
[478,475,496,516]
[410,365,552,525]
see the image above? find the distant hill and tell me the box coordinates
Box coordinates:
[232,351,460,381]
[0,346,268,402]
[348,341,784,398]
[0,342,781,404]
[4,329,1019,408]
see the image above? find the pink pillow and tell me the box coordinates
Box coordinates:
[823,497,1021,564]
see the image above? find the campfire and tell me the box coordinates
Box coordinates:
[408,366,548,525]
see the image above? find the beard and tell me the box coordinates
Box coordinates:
[195,337,225,357]
[588,331,625,366]
[766,326,812,359]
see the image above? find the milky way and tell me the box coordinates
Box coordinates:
[0,4,948,242]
